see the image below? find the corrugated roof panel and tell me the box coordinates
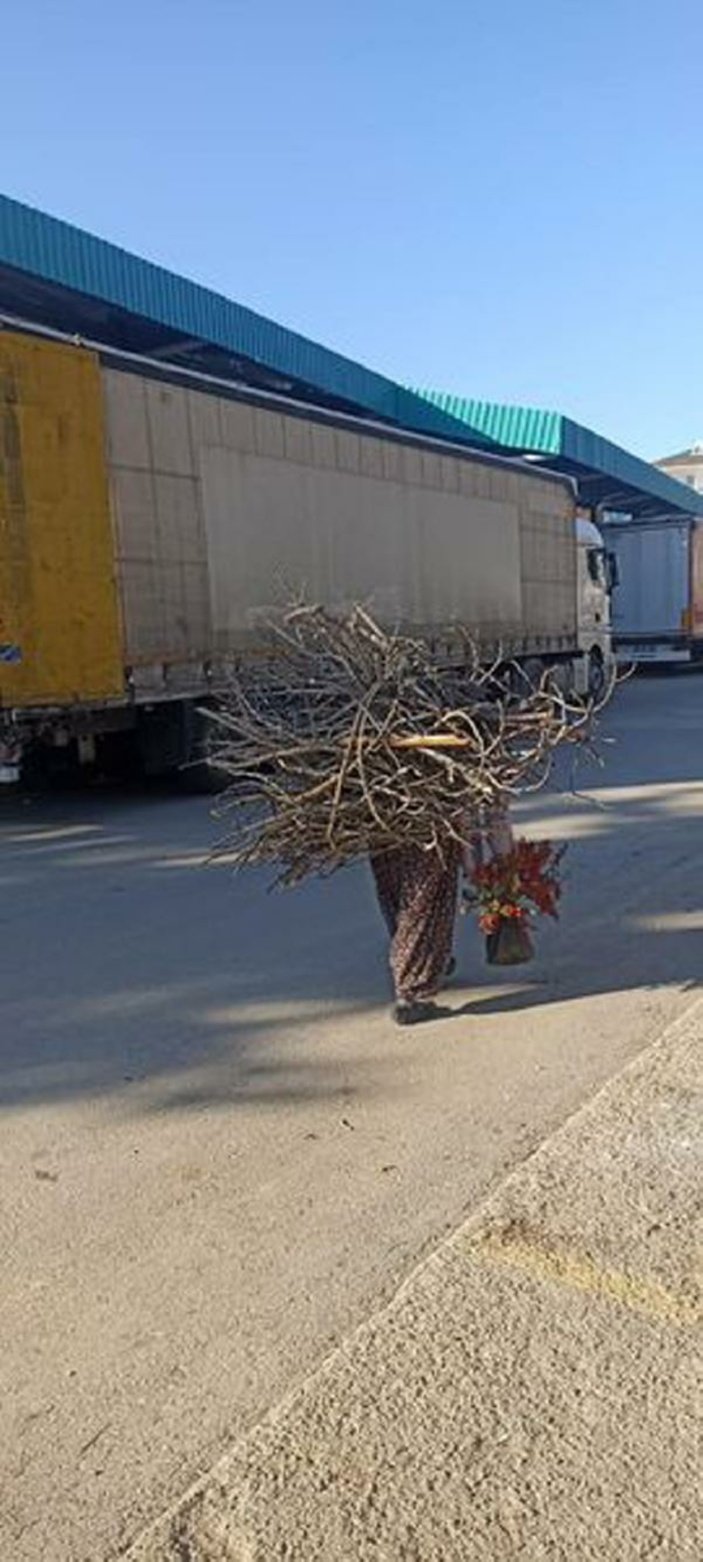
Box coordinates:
[415,388,703,519]
[7,193,695,519]
[559,415,703,517]
[417,389,562,456]
[0,193,492,449]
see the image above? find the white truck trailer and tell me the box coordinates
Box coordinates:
[0,325,613,783]
[601,516,703,664]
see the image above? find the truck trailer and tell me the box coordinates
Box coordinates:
[601,515,703,665]
[0,324,612,784]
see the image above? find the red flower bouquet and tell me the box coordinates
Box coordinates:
[470,839,564,966]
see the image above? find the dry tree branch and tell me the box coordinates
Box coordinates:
[206,604,617,886]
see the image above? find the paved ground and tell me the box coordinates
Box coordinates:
[1,675,703,1559]
[128,1003,702,1561]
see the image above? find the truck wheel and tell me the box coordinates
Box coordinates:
[508,658,544,696]
[177,754,224,795]
[545,661,575,697]
[588,650,605,699]
[136,701,217,790]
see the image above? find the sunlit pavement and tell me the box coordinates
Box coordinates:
[2,673,703,1559]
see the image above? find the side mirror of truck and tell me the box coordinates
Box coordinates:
[605,551,620,592]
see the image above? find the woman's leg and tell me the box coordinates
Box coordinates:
[370,849,404,937]
[390,845,460,1006]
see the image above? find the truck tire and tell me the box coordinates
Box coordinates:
[178,704,229,794]
[505,657,544,697]
[137,701,220,790]
[588,650,605,699]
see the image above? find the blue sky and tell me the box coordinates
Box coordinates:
[1,1,700,459]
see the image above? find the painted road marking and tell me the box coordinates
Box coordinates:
[465,1229,702,1329]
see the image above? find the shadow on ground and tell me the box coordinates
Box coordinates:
[1,676,703,1113]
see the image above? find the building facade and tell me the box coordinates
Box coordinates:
[655,444,703,493]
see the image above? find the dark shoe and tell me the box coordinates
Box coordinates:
[393,999,442,1026]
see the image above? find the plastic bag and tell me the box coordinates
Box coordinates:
[485,918,534,966]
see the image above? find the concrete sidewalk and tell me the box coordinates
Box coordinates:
[128,1004,702,1561]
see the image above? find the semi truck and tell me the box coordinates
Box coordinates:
[601,516,703,665]
[0,323,613,785]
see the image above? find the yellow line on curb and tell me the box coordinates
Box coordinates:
[468,1231,702,1329]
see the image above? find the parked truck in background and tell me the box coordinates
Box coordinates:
[0,325,613,786]
[601,516,703,665]
[575,512,615,696]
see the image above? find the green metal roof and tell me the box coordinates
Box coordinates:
[4,193,692,519]
[0,193,493,449]
[419,389,703,520]
[420,393,562,458]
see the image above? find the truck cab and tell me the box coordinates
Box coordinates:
[576,514,615,695]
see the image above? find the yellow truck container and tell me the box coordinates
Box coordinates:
[1,326,582,782]
[0,330,123,707]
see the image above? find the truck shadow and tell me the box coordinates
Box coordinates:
[2,679,703,1113]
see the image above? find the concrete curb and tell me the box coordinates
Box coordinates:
[124,998,703,1560]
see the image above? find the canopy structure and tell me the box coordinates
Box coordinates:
[0,193,492,450]
[1,193,695,520]
[417,391,703,520]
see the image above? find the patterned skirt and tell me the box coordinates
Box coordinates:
[370,843,461,1004]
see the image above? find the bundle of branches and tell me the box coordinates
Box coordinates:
[208,604,614,885]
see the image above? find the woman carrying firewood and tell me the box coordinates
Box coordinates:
[209,605,604,1022]
[371,803,513,1026]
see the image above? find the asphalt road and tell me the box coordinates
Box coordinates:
[2,674,703,1560]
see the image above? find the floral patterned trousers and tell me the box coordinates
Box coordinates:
[371,843,461,1004]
